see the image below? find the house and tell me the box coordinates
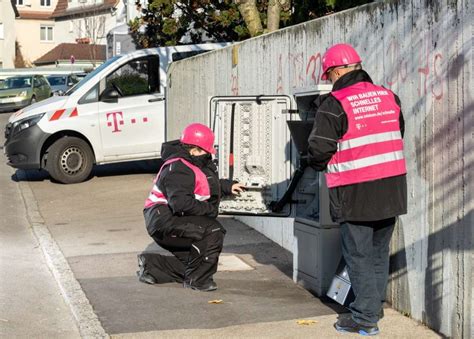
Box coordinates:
[0,0,19,68]
[33,42,106,69]
[13,0,124,66]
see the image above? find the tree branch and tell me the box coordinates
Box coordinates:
[235,0,263,37]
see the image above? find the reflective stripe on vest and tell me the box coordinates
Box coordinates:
[144,158,211,209]
[326,82,406,188]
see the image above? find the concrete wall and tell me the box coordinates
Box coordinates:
[0,0,17,68]
[166,1,472,337]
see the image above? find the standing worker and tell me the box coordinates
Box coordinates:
[307,43,407,335]
[137,123,244,291]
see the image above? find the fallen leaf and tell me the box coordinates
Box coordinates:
[296,319,317,326]
[208,299,223,304]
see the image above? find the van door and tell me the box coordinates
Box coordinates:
[210,96,293,216]
[98,55,164,161]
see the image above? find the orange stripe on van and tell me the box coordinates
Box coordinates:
[50,109,66,121]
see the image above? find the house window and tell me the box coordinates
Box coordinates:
[40,26,53,42]
[16,0,24,6]
[40,0,51,6]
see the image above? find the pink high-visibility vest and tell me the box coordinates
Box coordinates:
[326,81,406,188]
[144,157,211,209]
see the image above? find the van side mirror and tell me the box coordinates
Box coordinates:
[101,87,119,103]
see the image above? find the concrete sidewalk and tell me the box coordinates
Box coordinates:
[0,153,80,337]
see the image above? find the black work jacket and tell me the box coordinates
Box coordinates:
[145,140,233,235]
[307,70,407,222]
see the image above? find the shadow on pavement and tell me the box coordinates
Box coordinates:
[11,159,163,183]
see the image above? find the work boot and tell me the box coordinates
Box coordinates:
[137,254,157,285]
[335,316,379,336]
[183,279,217,292]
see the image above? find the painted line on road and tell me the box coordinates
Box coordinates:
[16,170,108,338]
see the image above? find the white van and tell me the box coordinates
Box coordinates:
[4,43,228,184]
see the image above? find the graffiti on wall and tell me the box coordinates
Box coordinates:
[273,36,445,101]
[385,36,444,101]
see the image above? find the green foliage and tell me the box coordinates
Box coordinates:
[291,0,374,24]
[129,0,374,48]
[109,73,149,96]
[130,0,252,48]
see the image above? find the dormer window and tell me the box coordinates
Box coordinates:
[41,0,52,6]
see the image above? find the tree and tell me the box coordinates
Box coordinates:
[130,0,250,48]
[129,0,374,48]
[129,0,293,48]
[72,1,108,67]
[14,41,27,68]
[235,0,291,36]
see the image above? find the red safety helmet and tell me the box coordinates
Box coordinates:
[180,123,216,154]
[321,43,362,80]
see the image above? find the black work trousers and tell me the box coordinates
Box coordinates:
[340,217,396,326]
[143,206,225,287]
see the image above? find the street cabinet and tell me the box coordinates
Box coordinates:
[209,86,345,297]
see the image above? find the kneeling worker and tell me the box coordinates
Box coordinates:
[137,123,244,291]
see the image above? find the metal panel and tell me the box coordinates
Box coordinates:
[210,96,292,216]
[293,221,341,296]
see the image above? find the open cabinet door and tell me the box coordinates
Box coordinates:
[209,95,293,216]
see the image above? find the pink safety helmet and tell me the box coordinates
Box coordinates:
[180,123,216,154]
[321,43,362,80]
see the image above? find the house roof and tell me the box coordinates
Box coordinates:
[34,43,106,65]
[51,0,119,18]
[17,10,53,20]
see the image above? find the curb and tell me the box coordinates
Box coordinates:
[16,171,108,339]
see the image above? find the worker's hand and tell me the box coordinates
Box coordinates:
[231,183,246,195]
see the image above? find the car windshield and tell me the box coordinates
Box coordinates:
[47,76,67,86]
[0,76,33,90]
[65,56,121,95]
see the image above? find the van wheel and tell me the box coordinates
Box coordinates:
[46,137,94,184]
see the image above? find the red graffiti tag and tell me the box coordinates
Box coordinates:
[386,38,408,87]
[290,52,305,88]
[276,54,283,94]
[231,74,239,96]
[432,53,443,100]
[306,53,322,86]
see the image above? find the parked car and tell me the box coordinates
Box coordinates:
[46,74,80,96]
[0,75,52,112]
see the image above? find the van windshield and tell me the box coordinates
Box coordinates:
[65,56,121,95]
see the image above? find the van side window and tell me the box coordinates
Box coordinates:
[79,84,99,104]
[171,50,210,62]
[105,55,160,97]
